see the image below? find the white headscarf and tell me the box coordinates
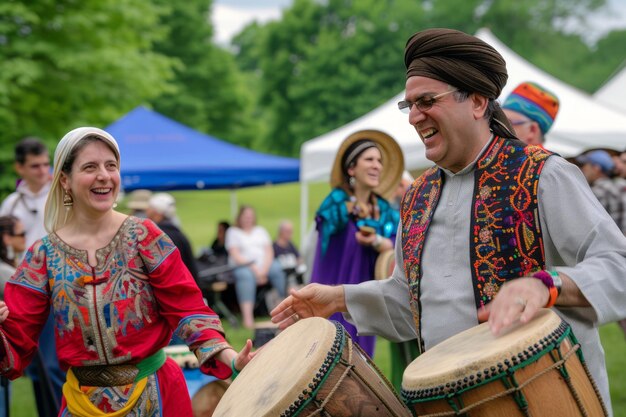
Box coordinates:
[44,127,121,232]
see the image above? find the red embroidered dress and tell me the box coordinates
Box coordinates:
[0,217,231,416]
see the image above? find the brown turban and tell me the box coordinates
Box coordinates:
[404,28,516,138]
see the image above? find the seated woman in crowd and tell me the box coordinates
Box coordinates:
[226,206,286,329]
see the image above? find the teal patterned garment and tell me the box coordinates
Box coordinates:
[316,187,399,255]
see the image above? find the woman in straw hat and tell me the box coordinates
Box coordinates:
[0,127,255,416]
[309,129,403,357]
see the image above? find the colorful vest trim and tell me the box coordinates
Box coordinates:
[400,137,552,351]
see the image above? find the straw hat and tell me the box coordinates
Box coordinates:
[330,129,404,200]
[127,189,153,211]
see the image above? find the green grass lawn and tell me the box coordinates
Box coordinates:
[148,181,332,251]
[8,182,626,415]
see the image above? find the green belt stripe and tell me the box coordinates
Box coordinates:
[135,349,167,381]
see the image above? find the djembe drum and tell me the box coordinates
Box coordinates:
[375,249,396,280]
[164,345,230,417]
[401,309,607,416]
[213,317,411,416]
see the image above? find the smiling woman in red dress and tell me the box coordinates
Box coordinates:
[0,127,255,417]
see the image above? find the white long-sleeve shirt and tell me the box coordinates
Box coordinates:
[344,147,626,415]
[0,181,50,251]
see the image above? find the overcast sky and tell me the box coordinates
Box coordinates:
[212,0,291,45]
[212,0,626,45]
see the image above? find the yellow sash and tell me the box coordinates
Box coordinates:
[63,368,148,417]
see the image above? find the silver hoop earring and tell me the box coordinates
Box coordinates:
[349,176,356,187]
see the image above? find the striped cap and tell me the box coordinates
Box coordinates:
[502,82,559,134]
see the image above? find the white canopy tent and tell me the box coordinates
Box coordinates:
[299,28,626,241]
[480,28,626,155]
[593,63,626,114]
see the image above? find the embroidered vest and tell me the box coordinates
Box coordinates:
[400,137,552,352]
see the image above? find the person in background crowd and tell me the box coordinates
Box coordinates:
[0,137,51,251]
[597,149,626,338]
[147,192,199,283]
[611,150,626,181]
[307,129,403,358]
[211,221,230,259]
[0,216,26,297]
[126,189,153,219]
[576,150,621,229]
[273,220,306,289]
[391,170,414,211]
[0,137,63,417]
[0,215,26,417]
[226,205,286,329]
[502,81,559,148]
[0,127,255,416]
[272,28,626,415]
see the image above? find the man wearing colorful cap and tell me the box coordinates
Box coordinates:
[502,81,560,147]
[272,28,625,415]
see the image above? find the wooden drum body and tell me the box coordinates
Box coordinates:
[165,345,230,417]
[401,309,607,417]
[214,317,411,416]
[375,249,396,280]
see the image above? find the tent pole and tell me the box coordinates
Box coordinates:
[300,181,309,249]
[230,189,238,219]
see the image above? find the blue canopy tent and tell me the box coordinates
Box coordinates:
[105,106,300,191]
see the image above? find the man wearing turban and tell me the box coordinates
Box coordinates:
[272,28,625,415]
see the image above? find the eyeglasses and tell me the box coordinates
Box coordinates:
[510,120,532,126]
[11,231,26,237]
[398,89,458,114]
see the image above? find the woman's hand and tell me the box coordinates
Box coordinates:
[218,340,257,375]
[355,230,376,246]
[355,231,393,252]
[0,301,9,323]
[233,339,256,373]
[270,284,346,330]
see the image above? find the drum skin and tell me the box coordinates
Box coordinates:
[213,317,411,417]
[401,309,607,417]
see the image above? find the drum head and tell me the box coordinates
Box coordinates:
[403,309,563,390]
[374,249,395,280]
[214,317,341,416]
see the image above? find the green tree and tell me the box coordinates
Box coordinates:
[233,0,426,156]
[586,29,626,91]
[0,0,176,199]
[148,0,256,147]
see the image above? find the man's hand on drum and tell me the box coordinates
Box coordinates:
[477,277,549,336]
[270,284,346,330]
